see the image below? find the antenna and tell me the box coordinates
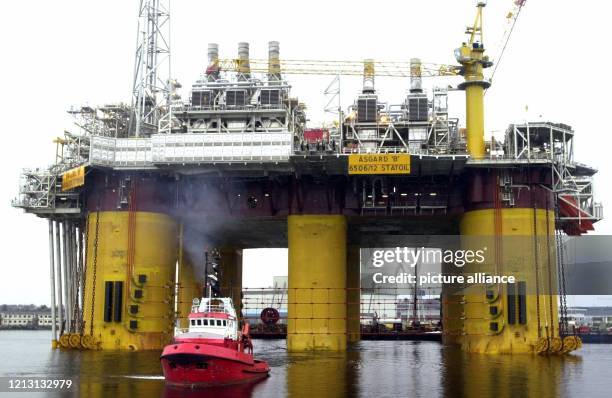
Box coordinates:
[130,0,172,137]
[203,249,221,304]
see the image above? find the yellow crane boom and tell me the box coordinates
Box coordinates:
[214,58,461,78]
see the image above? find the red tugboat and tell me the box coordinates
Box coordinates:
[161,297,270,387]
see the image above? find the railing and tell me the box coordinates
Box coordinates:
[170,286,445,337]
[341,146,469,157]
[182,104,287,112]
[89,132,294,166]
[151,132,292,163]
[191,304,231,314]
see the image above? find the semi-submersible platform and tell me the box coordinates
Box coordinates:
[12,1,602,354]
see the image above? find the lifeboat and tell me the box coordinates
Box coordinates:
[558,194,594,235]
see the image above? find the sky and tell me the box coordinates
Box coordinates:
[1,0,611,306]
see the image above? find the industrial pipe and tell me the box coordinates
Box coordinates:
[62,221,72,333]
[55,220,64,334]
[67,221,75,333]
[70,223,78,331]
[78,226,84,333]
[48,220,57,346]
[68,222,75,332]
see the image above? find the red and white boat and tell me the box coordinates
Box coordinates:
[161,297,270,387]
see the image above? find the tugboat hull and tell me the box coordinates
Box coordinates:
[161,342,270,387]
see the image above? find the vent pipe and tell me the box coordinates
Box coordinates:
[268,41,281,83]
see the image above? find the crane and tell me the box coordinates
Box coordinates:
[453,0,492,159]
[453,0,526,158]
[213,58,461,78]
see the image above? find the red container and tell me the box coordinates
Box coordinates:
[303,129,329,143]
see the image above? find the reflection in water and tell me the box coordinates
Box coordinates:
[442,346,583,398]
[162,382,262,398]
[2,331,609,398]
[286,349,360,398]
[78,350,164,397]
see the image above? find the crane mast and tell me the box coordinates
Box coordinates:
[455,1,493,159]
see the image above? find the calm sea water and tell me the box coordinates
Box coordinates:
[0,330,611,397]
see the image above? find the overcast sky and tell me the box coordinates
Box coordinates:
[1,0,611,307]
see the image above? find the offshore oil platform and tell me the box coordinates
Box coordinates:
[12,0,602,354]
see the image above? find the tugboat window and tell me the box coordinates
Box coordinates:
[223,320,227,326]
[197,319,202,326]
[203,319,208,325]
[217,320,222,326]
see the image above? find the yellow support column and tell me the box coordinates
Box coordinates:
[441,286,465,347]
[346,246,361,343]
[82,211,178,350]
[287,215,347,351]
[219,248,243,317]
[458,208,560,354]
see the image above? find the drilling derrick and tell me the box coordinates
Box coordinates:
[131,0,172,137]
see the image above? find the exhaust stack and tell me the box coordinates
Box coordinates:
[268,41,281,83]
[362,59,375,94]
[410,58,423,93]
[206,43,219,81]
[237,42,251,80]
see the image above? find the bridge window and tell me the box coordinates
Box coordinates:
[203,319,208,326]
[216,320,222,326]
[191,320,195,326]
[197,319,202,326]
[223,320,227,326]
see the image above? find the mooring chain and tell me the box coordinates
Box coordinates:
[556,230,564,335]
[79,224,86,333]
[557,228,569,335]
[530,176,542,338]
[89,208,100,336]
[554,197,570,336]
[545,197,555,337]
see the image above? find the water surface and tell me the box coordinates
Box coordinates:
[0,331,610,397]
